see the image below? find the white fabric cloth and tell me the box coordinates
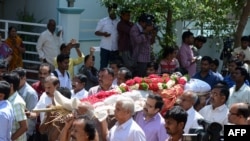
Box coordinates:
[227,83,250,108]
[36,29,64,64]
[70,88,88,100]
[108,118,146,141]
[199,104,229,126]
[95,17,119,51]
[184,78,211,96]
[34,92,53,123]
[184,106,204,133]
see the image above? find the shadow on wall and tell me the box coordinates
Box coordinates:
[199,38,224,72]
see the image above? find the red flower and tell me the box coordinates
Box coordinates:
[143,78,152,83]
[178,77,187,85]
[81,90,118,104]
[134,77,142,83]
[148,74,161,78]
[126,79,135,86]
[149,83,159,92]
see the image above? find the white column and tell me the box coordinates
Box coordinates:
[57,7,84,43]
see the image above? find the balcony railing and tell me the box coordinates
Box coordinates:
[0,19,62,84]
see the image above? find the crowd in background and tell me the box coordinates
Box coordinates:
[1,3,250,141]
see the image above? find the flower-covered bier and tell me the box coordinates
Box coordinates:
[80,73,188,115]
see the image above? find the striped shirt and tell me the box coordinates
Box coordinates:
[8,91,27,141]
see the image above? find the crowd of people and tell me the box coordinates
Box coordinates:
[1,3,250,141]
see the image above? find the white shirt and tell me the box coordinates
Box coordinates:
[112,78,118,86]
[184,106,204,134]
[95,17,119,51]
[228,83,250,108]
[108,118,146,141]
[199,104,229,126]
[34,92,53,123]
[71,88,88,99]
[233,46,250,61]
[54,69,72,89]
[36,29,64,64]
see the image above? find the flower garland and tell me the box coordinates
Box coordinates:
[119,73,187,93]
[81,73,188,113]
[80,89,120,104]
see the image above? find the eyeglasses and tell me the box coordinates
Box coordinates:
[209,92,220,97]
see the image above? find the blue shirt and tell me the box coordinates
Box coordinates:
[223,74,250,88]
[193,70,223,88]
[0,100,14,141]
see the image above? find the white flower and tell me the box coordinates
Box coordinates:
[130,83,140,90]
[166,79,176,88]
[157,83,164,90]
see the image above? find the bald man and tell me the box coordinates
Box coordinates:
[228,102,250,125]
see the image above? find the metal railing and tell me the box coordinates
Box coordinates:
[0,19,62,83]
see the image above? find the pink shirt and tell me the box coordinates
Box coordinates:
[177,43,196,77]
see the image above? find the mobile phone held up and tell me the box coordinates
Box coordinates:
[74,43,80,48]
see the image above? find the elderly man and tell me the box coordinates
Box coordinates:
[179,90,204,133]
[101,96,146,141]
[228,102,249,125]
[117,67,132,86]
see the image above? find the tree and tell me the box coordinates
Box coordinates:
[98,0,247,55]
[234,0,250,48]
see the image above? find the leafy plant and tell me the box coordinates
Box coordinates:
[98,0,245,49]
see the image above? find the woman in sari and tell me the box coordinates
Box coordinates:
[5,26,25,71]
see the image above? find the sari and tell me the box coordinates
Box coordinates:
[5,35,25,71]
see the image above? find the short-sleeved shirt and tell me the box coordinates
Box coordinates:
[95,17,119,51]
[8,91,27,141]
[0,100,14,141]
[228,83,250,108]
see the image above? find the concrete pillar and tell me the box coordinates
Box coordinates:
[57,7,84,75]
[57,7,84,43]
